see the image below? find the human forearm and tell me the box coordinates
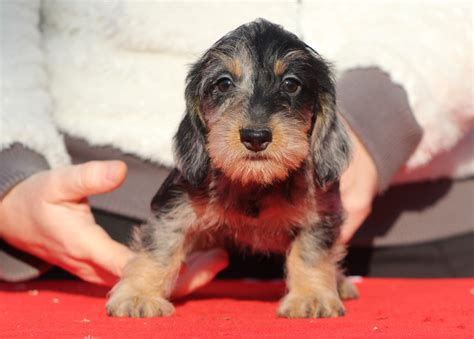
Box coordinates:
[336,67,423,243]
[337,67,422,192]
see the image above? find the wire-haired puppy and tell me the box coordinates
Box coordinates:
[106,19,358,319]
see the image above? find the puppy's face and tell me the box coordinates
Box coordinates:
[201,44,319,186]
[175,20,350,187]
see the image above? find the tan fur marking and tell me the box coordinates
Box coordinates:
[314,110,326,135]
[274,59,287,76]
[284,49,309,62]
[227,58,243,79]
[193,97,207,127]
[311,94,332,148]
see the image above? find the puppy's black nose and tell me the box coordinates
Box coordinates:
[240,128,272,152]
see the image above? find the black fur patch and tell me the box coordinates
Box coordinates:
[151,169,186,215]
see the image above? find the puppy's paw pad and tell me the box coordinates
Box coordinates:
[277,293,345,318]
[338,278,359,300]
[106,295,174,318]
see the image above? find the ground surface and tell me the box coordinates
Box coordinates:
[1,278,473,337]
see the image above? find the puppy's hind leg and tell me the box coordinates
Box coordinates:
[337,271,359,300]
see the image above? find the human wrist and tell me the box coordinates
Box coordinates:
[0,144,50,200]
[0,145,54,281]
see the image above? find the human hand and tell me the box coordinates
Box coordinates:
[338,128,379,244]
[0,160,133,285]
[0,160,228,294]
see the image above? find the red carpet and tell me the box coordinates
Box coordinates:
[1,278,473,337]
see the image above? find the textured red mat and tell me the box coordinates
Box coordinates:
[1,278,473,338]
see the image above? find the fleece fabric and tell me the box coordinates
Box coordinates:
[2,1,473,182]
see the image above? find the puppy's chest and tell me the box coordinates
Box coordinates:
[197,176,315,252]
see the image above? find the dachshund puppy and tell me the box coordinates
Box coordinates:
[106,19,358,319]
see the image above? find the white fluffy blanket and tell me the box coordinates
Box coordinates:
[2,0,472,183]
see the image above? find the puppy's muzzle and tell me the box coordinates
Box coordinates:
[240,128,272,152]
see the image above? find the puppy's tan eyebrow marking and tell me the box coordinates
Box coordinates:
[274,59,288,76]
[226,58,243,79]
[285,49,308,61]
[275,50,308,76]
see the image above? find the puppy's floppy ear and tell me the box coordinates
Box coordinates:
[173,62,210,187]
[310,90,352,189]
[304,46,351,188]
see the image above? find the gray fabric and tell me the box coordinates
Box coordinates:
[346,232,474,277]
[0,144,50,199]
[351,177,474,247]
[337,67,423,192]
[335,67,472,246]
[0,144,52,282]
[0,241,51,282]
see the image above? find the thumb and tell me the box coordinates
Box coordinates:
[48,161,127,202]
[171,248,228,299]
[337,205,371,245]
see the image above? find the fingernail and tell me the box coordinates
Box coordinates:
[106,162,124,183]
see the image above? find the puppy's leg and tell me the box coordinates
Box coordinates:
[277,222,346,318]
[105,249,182,317]
[106,201,196,317]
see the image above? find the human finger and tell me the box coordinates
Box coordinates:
[47,161,127,202]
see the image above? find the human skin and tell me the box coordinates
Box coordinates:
[0,160,228,296]
[339,128,378,244]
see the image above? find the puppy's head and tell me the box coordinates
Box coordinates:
[174,19,351,188]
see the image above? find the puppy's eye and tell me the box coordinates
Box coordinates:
[216,77,234,93]
[281,78,301,94]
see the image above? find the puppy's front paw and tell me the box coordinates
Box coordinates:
[277,292,345,318]
[106,285,174,318]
